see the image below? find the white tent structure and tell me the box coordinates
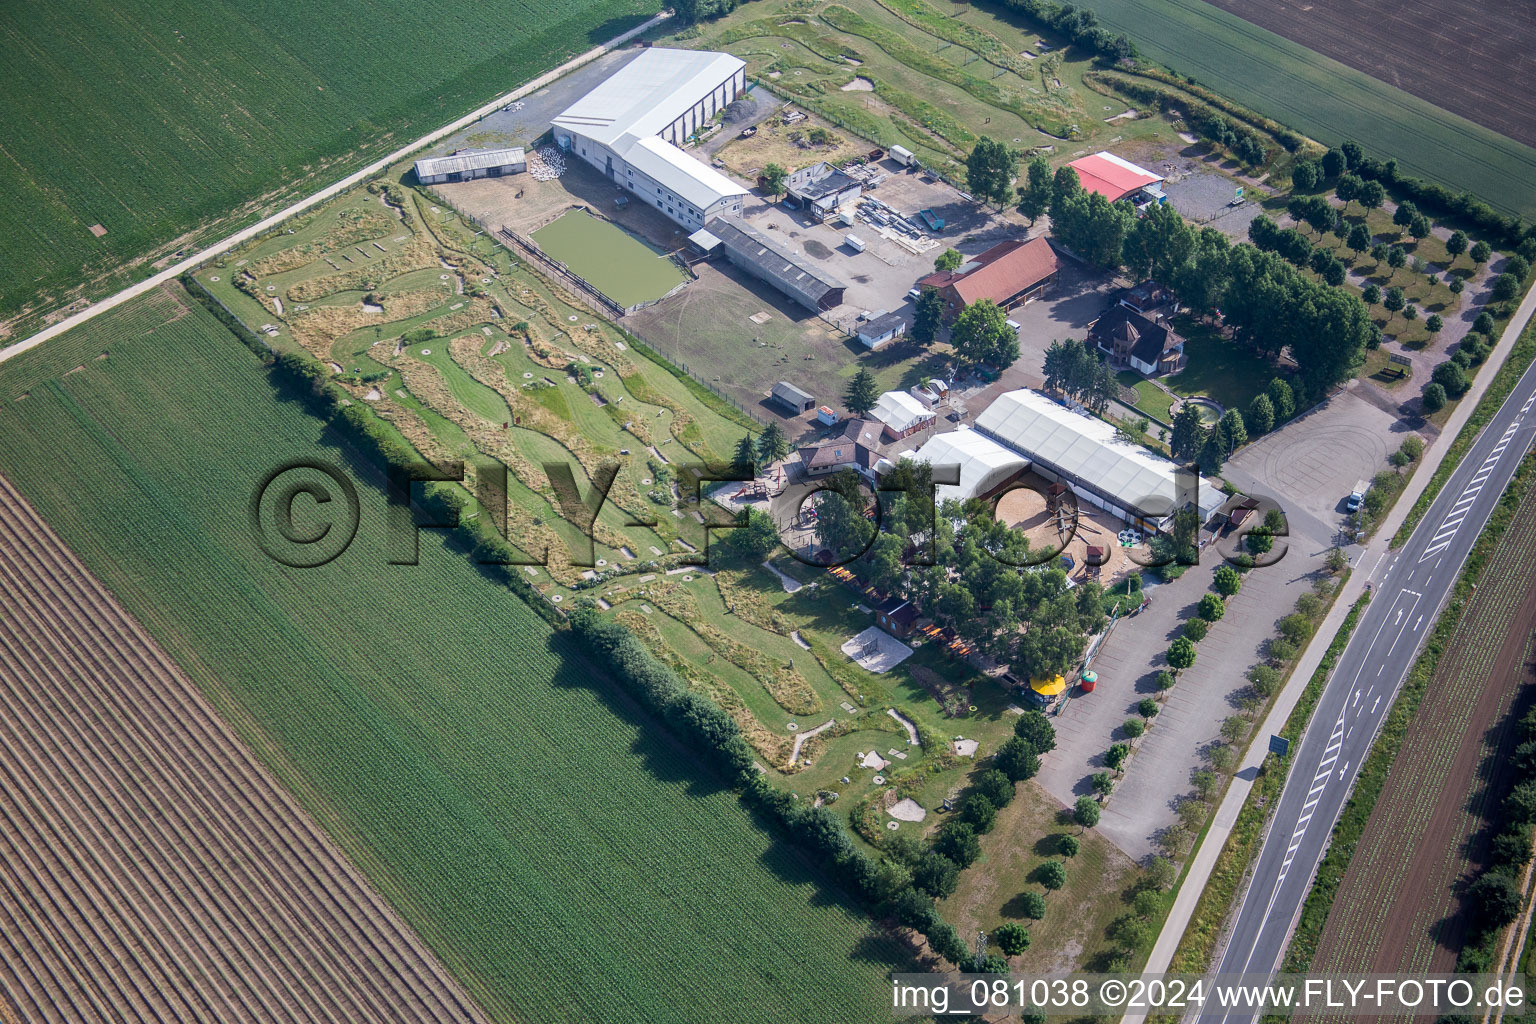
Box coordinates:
[975,389,1223,528]
[870,390,934,439]
[898,428,1027,504]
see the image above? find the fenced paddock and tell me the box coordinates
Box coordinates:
[531,209,687,311]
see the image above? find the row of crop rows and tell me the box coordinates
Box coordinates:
[0,474,490,1024]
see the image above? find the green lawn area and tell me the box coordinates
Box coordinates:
[1163,318,1271,411]
[531,210,686,309]
[0,290,912,1024]
[1117,371,1175,424]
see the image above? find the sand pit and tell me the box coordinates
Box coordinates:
[953,738,979,757]
[841,76,875,92]
[887,798,927,822]
[994,485,1129,582]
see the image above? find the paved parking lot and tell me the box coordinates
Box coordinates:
[1225,385,1407,542]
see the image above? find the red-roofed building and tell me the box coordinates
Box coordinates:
[916,236,1060,316]
[1067,151,1166,204]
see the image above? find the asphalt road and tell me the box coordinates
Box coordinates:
[1207,357,1536,1019]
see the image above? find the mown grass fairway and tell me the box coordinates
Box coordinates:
[0,0,658,332]
[1069,0,1536,219]
[532,210,686,308]
[0,289,910,1024]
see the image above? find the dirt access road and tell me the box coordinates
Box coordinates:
[0,474,491,1024]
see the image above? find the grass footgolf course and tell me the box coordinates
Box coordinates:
[532,210,686,308]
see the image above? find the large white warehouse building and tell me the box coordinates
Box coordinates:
[975,389,1222,529]
[552,48,749,231]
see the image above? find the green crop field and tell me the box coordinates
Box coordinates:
[532,210,687,308]
[0,289,911,1023]
[1070,0,1536,219]
[0,0,659,332]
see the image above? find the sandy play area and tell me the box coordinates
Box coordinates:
[994,483,1131,584]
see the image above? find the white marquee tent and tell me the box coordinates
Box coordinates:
[897,428,1028,504]
[975,389,1223,526]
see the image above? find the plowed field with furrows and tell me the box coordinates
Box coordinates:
[0,472,490,1024]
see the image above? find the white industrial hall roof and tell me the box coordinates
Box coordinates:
[870,390,933,434]
[624,134,747,209]
[552,48,745,148]
[975,389,1222,520]
[898,428,1027,504]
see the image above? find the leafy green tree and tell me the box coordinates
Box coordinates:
[1123,717,1146,738]
[1475,311,1496,335]
[1219,409,1247,453]
[1170,403,1205,460]
[1104,743,1130,771]
[993,922,1032,956]
[725,507,780,561]
[1492,273,1521,302]
[1091,771,1114,796]
[959,793,998,833]
[995,736,1041,782]
[1320,148,1346,178]
[1470,240,1492,267]
[1155,670,1176,692]
[1038,860,1068,890]
[1058,834,1080,858]
[1198,431,1225,475]
[1247,664,1281,697]
[973,769,1015,809]
[1392,200,1417,229]
[1268,378,1295,420]
[1214,564,1242,597]
[966,136,1019,209]
[1387,245,1407,270]
[1167,637,1196,672]
[733,432,757,474]
[1362,283,1381,305]
[912,851,960,898]
[1421,381,1446,413]
[1469,872,1522,928]
[1017,155,1052,223]
[1346,223,1371,257]
[1433,360,1469,398]
[1447,230,1469,260]
[1073,795,1101,830]
[912,286,944,344]
[1247,392,1275,434]
[1291,161,1321,191]
[1383,286,1406,315]
[1425,314,1443,337]
[1357,179,1386,214]
[934,247,964,273]
[1123,200,1195,282]
[1183,618,1208,641]
[951,299,1017,367]
[1409,215,1431,243]
[844,367,879,415]
[1198,593,1226,621]
[761,162,788,198]
[1017,891,1047,919]
[936,820,981,867]
[757,421,790,469]
[814,490,875,564]
[1138,697,1160,718]
[1014,710,1057,752]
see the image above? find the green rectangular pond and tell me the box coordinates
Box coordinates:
[531,209,686,309]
